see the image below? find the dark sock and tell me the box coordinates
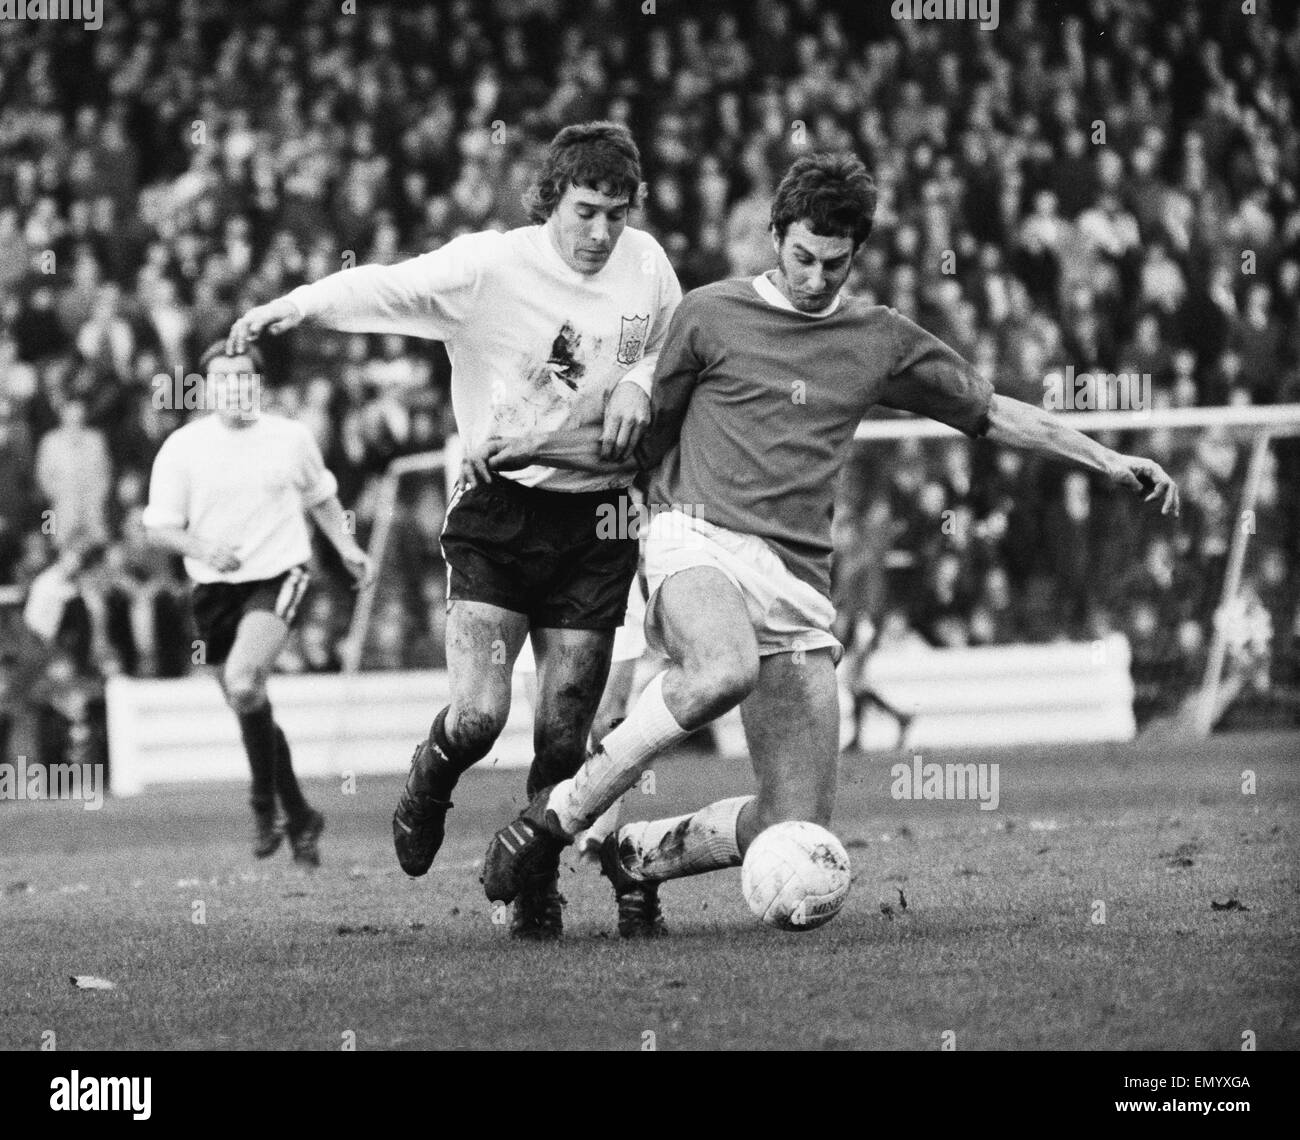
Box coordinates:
[528,723,605,798]
[237,703,277,810]
[273,727,311,825]
[526,755,558,800]
[425,706,490,800]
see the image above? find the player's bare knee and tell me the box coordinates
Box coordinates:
[694,654,759,716]
[223,671,267,715]
[448,701,507,754]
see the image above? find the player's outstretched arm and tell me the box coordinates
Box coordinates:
[307,496,374,587]
[984,393,1180,516]
[228,239,483,354]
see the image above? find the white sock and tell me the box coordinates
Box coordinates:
[575,797,622,851]
[547,671,687,835]
[612,796,753,883]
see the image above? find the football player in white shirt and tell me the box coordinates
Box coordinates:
[143,342,373,866]
[227,123,681,938]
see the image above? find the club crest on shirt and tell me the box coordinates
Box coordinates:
[616,314,650,365]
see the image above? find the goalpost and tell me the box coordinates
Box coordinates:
[340,444,457,675]
[349,404,1300,738]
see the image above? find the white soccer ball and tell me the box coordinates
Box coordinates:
[741,821,851,931]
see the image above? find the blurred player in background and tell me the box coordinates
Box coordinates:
[481,152,1181,928]
[841,614,913,752]
[227,122,682,938]
[143,342,372,866]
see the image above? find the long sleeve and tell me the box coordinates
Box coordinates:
[283,231,499,341]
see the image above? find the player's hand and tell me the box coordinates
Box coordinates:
[601,381,650,462]
[462,435,536,487]
[339,546,375,589]
[226,299,303,355]
[461,439,502,488]
[1106,453,1181,516]
[200,542,242,573]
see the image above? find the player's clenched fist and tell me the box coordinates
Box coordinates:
[227,298,304,355]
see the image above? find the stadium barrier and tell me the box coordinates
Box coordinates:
[105,635,1135,794]
[837,633,1135,751]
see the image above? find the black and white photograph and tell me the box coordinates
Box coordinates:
[0,0,1295,1102]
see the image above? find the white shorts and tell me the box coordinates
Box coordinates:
[644,510,842,662]
[614,576,647,662]
[514,578,647,674]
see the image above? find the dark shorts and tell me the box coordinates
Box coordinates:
[191,566,311,667]
[440,478,638,630]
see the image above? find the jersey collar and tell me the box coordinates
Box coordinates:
[536,223,609,282]
[752,271,842,318]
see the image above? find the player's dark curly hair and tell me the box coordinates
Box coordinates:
[198,339,265,373]
[770,153,878,248]
[523,121,644,223]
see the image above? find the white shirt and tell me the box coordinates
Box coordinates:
[142,413,338,584]
[285,224,682,492]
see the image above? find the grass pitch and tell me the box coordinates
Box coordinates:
[1,733,1297,1051]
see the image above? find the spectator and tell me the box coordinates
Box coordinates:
[0,402,38,581]
[1041,471,1102,636]
[1232,282,1285,401]
[0,0,1292,730]
[34,398,112,548]
[969,566,1021,646]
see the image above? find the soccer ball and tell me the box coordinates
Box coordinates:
[740,821,851,931]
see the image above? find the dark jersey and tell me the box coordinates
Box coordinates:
[635,277,994,596]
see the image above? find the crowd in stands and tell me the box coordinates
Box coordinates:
[1,0,1298,762]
